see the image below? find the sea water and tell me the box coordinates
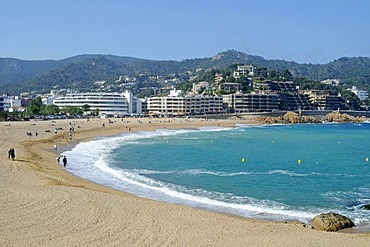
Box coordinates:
[63,123,370,229]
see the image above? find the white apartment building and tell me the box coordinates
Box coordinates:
[2,96,22,111]
[321,79,340,87]
[349,86,368,101]
[147,95,224,116]
[42,96,54,105]
[233,64,255,79]
[53,91,142,116]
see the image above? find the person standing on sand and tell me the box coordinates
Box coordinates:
[62,156,67,167]
[54,144,57,153]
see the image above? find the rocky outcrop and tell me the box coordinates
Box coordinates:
[255,111,369,124]
[256,111,320,124]
[325,111,367,123]
[256,116,282,124]
[311,212,355,231]
[282,111,319,124]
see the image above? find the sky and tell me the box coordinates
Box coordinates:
[1,0,370,64]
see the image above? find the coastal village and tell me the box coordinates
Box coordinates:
[3,1,370,246]
[1,65,369,121]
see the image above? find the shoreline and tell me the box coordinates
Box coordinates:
[59,121,370,232]
[1,117,370,246]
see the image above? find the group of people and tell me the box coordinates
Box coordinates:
[26,131,38,138]
[8,148,15,160]
[68,127,74,141]
[57,155,68,167]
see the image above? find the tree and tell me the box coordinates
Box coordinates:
[60,106,83,115]
[226,76,236,82]
[136,88,155,98]
[340,90,361,110]
[81,104,91,114]
[40,104,60,115]
[236,75,249,84]
[27,97,43,115]
[280,69,293,81]
[93,108,100,116]
[0,110,8,121]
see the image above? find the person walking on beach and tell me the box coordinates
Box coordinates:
[62,156,68,167]
[54,144,58,153]
[8,148,15,160]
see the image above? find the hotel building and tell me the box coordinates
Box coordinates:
[147,95,224,116]
[223,92,279,113]
[53,91,142,116]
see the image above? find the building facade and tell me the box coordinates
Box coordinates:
[303,90,343,110]
[321,79,340,87]
[233,65,255,79]
[223,92,279,113]
[349,86,368,101]
[253,81,312,110]
[219,82,242,93]
[53,92,142,116]
[2,96,22,111]
[147,95,224,116]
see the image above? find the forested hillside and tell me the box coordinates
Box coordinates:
[0,50,369,95]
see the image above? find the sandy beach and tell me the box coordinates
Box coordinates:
[1,117,370,246]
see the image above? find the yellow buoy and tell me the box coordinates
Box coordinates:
[366,157,369,162]
[242,157,245,163]
[298,159,301,164]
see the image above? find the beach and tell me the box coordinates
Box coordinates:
[1,117,370,247]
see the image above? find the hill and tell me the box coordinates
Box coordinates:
[0,50,369,95]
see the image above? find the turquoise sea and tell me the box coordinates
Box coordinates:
[64,123,370,229]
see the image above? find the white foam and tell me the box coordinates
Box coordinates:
[265,170,308,177]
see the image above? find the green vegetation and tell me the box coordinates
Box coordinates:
[339,89,361,110]
[23,97,90,117]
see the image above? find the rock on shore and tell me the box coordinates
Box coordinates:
[325,111,367,123]
[256,111,369,124]
[311,212,355,231]
[256,111,320,124]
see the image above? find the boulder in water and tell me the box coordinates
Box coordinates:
[311,212,355,231]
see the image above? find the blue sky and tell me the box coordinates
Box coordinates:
[1,0,369,64]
